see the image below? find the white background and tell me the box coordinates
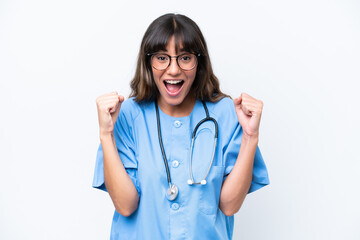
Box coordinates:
[1,0,359,239]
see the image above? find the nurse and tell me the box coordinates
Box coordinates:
[93,13,269,240]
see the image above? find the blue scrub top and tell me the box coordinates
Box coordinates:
[93,97,269,240]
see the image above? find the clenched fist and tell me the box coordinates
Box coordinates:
[233,93,263,138]
[96,92,125,136]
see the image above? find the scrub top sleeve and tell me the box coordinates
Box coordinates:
[92,144,107,192]
[92,104,141,196]
[223,123,270,194]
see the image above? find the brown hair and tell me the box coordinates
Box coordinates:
[129,13,229,102]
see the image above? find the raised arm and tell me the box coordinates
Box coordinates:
[96,92,139,217]
[219,93,263,216]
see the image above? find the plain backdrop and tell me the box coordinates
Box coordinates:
[1,0,359,239]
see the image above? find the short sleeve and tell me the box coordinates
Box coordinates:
[92,102,141,195]
[223,123,270,194]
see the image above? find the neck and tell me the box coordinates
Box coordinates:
[157,95,196,118]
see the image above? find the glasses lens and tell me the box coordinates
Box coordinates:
[178,53,197,70]
[151,54,169,70]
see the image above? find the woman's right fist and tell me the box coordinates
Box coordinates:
[96,92,125,136]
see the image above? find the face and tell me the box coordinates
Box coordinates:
[151,36,197,113]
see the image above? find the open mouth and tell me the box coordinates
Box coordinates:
[163,80,184,95]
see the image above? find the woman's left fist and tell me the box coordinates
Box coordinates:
[233,93,263,138]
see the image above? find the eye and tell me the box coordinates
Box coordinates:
[155,54,169,62]
[180,54,192,62]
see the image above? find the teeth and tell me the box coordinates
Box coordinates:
[165,80,182,84]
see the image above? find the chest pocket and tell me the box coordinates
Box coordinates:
[199,165,224,215]
[191,126,224,215]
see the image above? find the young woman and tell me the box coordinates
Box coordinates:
[93,13,269,240]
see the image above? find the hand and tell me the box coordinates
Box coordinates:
[233,93,263,138]
[96,92,124,136]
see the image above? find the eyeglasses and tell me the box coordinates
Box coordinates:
[148,52,200,71]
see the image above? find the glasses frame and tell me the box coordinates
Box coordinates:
[147,52,200,71]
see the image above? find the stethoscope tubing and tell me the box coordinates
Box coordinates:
[155,100,219,200]
[155,100,172,189]
[188,101,218,185]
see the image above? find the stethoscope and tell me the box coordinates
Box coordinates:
[155,100,218,201]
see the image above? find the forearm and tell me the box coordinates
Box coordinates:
[219,134,258,216]
[101,133,139,217]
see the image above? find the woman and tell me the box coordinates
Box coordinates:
[93,13,269,240]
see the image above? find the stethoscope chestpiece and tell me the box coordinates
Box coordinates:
[166,184,178,201]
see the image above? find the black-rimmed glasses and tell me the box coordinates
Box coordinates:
[148,52,200,71]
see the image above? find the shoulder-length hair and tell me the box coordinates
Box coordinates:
[129,13,229,102]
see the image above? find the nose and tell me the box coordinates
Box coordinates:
[167,57,181,75]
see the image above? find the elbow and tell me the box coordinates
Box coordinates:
[219,198,243,217]
[114,194,140,217]
[219,190,247,216]
[222,210,234,217]
[115,200,139,217]
[221,207,239,217]
[115,206,136,217]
